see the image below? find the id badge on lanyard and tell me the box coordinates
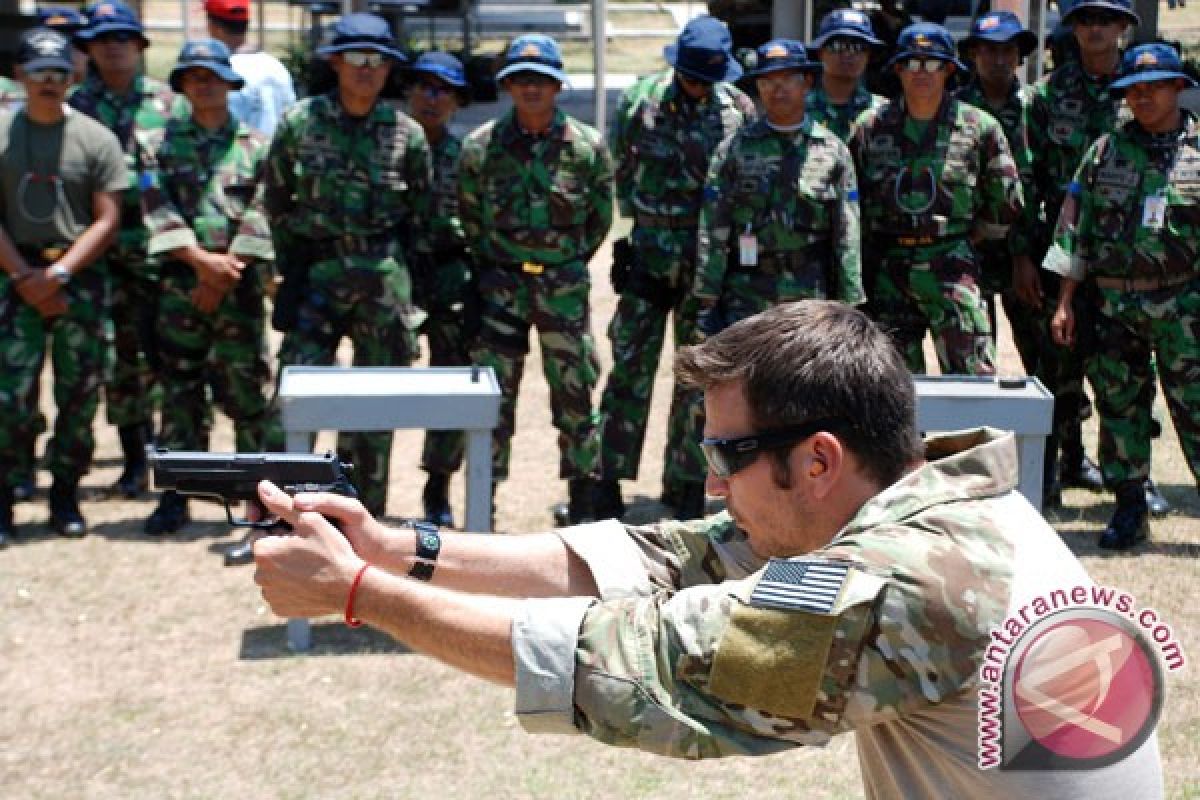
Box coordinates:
[738,224,758,267]
[1142,191,1167,231]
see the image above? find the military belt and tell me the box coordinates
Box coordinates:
[874,233,968,249]
[308,233,395,262]
[741,246,833,276]
[634,211,699,230]
[17,243,69,266]
[1093,272,1196,293]
[497,260,558,276]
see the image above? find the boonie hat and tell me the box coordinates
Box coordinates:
[409,51,471,103]
[810,9,884,50]
[746,39,823,78]
[317,13,406,61]
[960,11,1038,57]
[78,1,148,44]
[1062,0,1140,27]
[17,27,74,73]
[496,34,568,84]
[169,38,245,92]
[1110,43,1197,93]
[885,23,967,72]
[663,15,742,83]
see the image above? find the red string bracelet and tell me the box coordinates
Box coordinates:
[344,563,372,628]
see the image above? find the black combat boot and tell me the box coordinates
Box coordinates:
[565,478,596,525]
[1098,480,1149,550]
[1144,478,1170,517]
[671,481,707,521]
[48,480,87,538]
[1059,427,1104,492]
[422,472,454,528]
[592,478,626,521]
[114,424,148,498]
[1,486,14,548]
[144,490,190,535]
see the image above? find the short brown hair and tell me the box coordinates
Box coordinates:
[675,300,922,487]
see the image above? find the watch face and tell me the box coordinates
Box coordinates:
[420,531,440,550]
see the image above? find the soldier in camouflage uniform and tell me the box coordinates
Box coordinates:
[261,13,431,519]
[0,28,126,545]
[405,52,474,528]
[805,9,886,143]
[594,16,754,522]
[458,34,613,524]
[250,299,1163,796]
[1024,0,1138,505]
[1046,44,1200,550]
[137,40,275,536]
[71,1,182,498]
[849,23,1023,375]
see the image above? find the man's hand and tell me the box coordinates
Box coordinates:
[287,490,393,567]
[189,282,226,313]
[1012,254,1043,310]
[1050,303,1075,348]
[192,250,245,291]
[14,269,62,311]
[252,480,365,618]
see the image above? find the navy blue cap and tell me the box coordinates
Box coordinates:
[496,34,568,84]
[746,39,823,78]
[810,9,884,50]
[17,27,74,72]
[961,11,1038,57]
[317,13,406,61]
[78,1,147,43]
[38,7,87,35]
[885,23,967,72]
[664,15,742,83]
[1110,43,1197,92]
[1063,0,1140,26]
[169,38,245,92]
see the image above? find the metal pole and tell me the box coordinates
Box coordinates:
[592,0,607,133]
[181,0,190,38]
[258,0,267,52]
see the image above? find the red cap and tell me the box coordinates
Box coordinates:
[204,0,249,22]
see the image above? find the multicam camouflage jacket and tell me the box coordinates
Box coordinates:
[611,69,755,221]
[694,116,864,305]
[68,72,182,252]
[458,108,613,268]
[138,115,273,263]
[1024,60,1130,247]
[1044,112,1200,284]
[849,95,1023,259]
[263,91,432,269]
[805,82,885,143]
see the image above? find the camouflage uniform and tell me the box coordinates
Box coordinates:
[1043,114,1200,490]
[849,96,1023,374]
[262,91,432,516]
[694,115,864,325]
[598,69,754,488]
[508,428,1163,794]
[804,83,884,142]
[458,107,613,482]
[139,115,274,453]
[68,73,180,433]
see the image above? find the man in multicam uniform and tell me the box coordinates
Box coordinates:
[137,40,274,536]
[1046,44,1200,550]
[805,9,886,143]
[405,52,474,529]
[0,28,125,545]
[71,1,181,499]
[458,34,613,524]
[260,13,431,520]
[849,23,1023,375]
[250,299,1163,796]
[593,15,754,523]
[694,38,862,336]
[1024,0,1137,506]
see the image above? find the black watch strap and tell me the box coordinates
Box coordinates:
[408,521,441,581]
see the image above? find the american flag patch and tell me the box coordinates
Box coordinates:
[749,559,850,614]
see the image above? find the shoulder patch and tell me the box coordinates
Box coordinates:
[749,558,850,614]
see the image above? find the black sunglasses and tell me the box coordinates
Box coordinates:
[700,418,843,478]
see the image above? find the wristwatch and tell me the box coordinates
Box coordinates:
[46,264,70,284]
[408,521,441,581]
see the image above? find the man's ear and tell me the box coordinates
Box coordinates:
[802,431,844,499]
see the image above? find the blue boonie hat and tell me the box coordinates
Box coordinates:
[885,23,967,72]
[1110,43,1197,92]
[411,51,467,87]
[960,11,1038,57]
[38,7,88,36]
[317,13,406,61]
[169,38,245,92]
[78,1,147,43]
[17,27,74,72]
[496,34,567,84]
[1063,0,1140,26]
[810,9,884,50]
[664,15,742,83]
[746,39,823,78]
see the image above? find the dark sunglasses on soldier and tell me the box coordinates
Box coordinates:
[93,30,138,44]
[899,58,946,73]
[826,39,868,55]
[412,79,452,96]
[700,418,843,478]
[25,68,70,85]
[343,50,388,68]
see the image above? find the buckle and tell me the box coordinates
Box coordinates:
[521,261,544,275]
[42,247,65,262]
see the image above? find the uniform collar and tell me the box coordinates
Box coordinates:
[498,106,567,144]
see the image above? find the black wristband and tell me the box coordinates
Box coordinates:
[408,521,441,581]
